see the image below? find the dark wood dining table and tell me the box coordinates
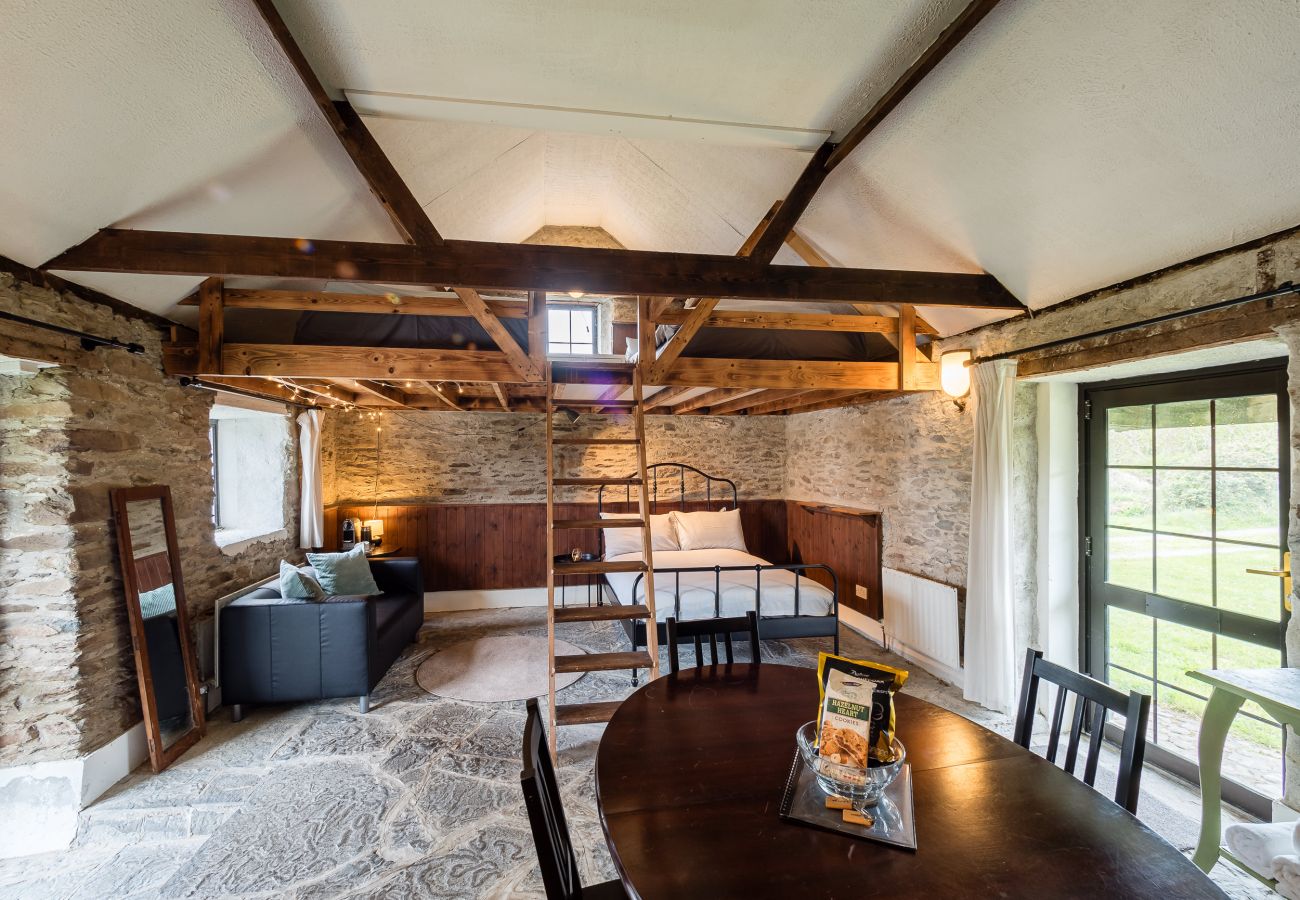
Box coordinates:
[595,663,1224,899]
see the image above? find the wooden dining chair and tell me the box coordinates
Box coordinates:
[665,611,761,674]
[1013,648,1151,814]
[520,698,628,900]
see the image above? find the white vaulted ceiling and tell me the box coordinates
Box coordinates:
[1,0,1298,333]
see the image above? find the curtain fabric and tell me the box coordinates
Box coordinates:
[963,359,1020,713]
[297,409,324,549]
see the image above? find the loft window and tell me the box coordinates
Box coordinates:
[208,404,290,551]
[547,305,596,355]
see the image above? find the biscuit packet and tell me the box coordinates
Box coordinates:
[815,653,908,771]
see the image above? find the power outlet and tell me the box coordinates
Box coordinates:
[855,584,869,600]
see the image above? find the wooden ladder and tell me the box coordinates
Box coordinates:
[545,361,660,758]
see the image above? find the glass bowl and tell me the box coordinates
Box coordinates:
[795,720,905,810]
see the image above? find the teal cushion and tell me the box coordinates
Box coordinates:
[279,560,324,600]
[306,544,380,597]
[138,582,176,618]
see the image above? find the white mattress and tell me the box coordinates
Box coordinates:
[603,548,835,622]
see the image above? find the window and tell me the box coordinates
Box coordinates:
[547,305,596,355]
[1084,364,1288,818]
[208,404,290,551]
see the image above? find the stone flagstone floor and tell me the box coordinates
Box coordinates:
[0,608,1269,898]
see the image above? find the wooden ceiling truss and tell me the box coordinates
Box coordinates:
[54,0,1011,417]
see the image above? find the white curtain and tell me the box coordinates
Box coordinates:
[297,409,324,549]
[963,359,1020,713]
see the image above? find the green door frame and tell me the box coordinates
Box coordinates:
[1081,360,1289,819]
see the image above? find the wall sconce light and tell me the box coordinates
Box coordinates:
[567,290,585,299]
[940,350,973,409]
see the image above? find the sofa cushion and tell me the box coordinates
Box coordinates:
[307,545,381,597]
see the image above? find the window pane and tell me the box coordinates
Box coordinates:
[1154,534,1213,605]
[1156,619,1213,696]
[1217,634,1285,797]
[1108,405,1152,466]
[1216,543,1284,621]
[548,309,572,343]
[1155,469,1211,536]
[1108,469,1152,529]
[572,309,594,349]
[1107,667,1156,741]
[1107,528,1152,592]
[1155,400,1211,467]
[1215,395,1278,469]
[1154,685,1204,761]
[1216,633,1282,671]
[1217,470,1280,546]
[1108,607,1154,676]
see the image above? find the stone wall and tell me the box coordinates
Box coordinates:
[0,274,300,766]
[784,391,972,587]
[324,409,786,506]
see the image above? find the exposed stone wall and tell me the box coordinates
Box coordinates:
[784,391,972,587]
[0,274,300,766]
[324,410,786,506]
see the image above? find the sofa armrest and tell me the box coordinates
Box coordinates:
[370,557,423,598]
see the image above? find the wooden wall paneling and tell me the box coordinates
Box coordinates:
[785,501,882,618]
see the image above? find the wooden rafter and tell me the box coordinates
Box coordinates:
[671,388,752,414]
[706,389,810,416]
[188,289,527,318]
[348,379,410,406]
[739,0,1004,262]
[273,378,357,405]
[527,291,547,375]
[745,389,864,415]
[248,0,441,247]
[418,381,461,411]
[491,383,510,411]
[46,229,1023,309]
[642,385,694,410]
[455,288,542,381]
[219,344,521,382]
[649,299,717,381]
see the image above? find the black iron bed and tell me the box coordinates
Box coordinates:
[585,463,840,655]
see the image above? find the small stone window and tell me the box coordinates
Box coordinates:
[208,403,291,552]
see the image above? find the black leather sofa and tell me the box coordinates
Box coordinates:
[219,557,423,720]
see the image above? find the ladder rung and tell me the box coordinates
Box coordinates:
[555,651,654,674]
[552,477,641,486]
[551,438,641,445]
[553,603,651,623]
[555,701,624,726]
[553,518,642,530]
[553,559,646,575]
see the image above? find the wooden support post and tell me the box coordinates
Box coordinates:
[528,291,547,374]
[899,304,918,390]
[197,277,223,375]
[638,297,656,380]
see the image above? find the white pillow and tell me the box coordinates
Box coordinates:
[671,508,747,552]
[601,512,679,557]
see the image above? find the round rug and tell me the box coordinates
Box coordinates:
[415,635,586,702]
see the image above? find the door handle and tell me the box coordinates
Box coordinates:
[1246,551,1291,611]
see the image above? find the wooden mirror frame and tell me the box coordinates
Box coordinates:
[110,485,206,772]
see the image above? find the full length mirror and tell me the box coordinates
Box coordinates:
[111,485,205,771]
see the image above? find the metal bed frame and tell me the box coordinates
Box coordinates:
[592,462,840,656]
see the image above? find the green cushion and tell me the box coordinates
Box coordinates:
[138,582,176,618]
[305,544,380,597]
[279,560,324,600]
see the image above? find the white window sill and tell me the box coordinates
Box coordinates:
[215,527,289,556]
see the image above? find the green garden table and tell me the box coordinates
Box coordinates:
[1191,667,1300,875]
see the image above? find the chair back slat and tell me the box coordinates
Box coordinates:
[520,699,582,900]
[1083,703,1107,786]
[1045,688,1067,764]
[1064,697,1087,775]
[667,612,760,674]
[1012,648,1151,815]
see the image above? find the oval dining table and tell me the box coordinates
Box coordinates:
[595,663,1224,899]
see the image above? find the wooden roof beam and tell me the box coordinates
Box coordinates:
[248,0,441,247]
[671,388,753,414]
[706,389,811,416]
[47,229,1023,309]
[745,0,1006,264]
[191,289,528,318]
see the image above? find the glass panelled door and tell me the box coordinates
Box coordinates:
[1085,365,1288,815]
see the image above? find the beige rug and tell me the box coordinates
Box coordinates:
[415,635,586,702]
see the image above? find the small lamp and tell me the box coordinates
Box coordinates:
[363,519,384,548]
[940,350,973,407]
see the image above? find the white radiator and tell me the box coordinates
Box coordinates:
[881,568,963,685]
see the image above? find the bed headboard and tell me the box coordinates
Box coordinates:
[596,462,738,514]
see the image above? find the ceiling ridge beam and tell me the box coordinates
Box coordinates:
[249,0,442,247]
